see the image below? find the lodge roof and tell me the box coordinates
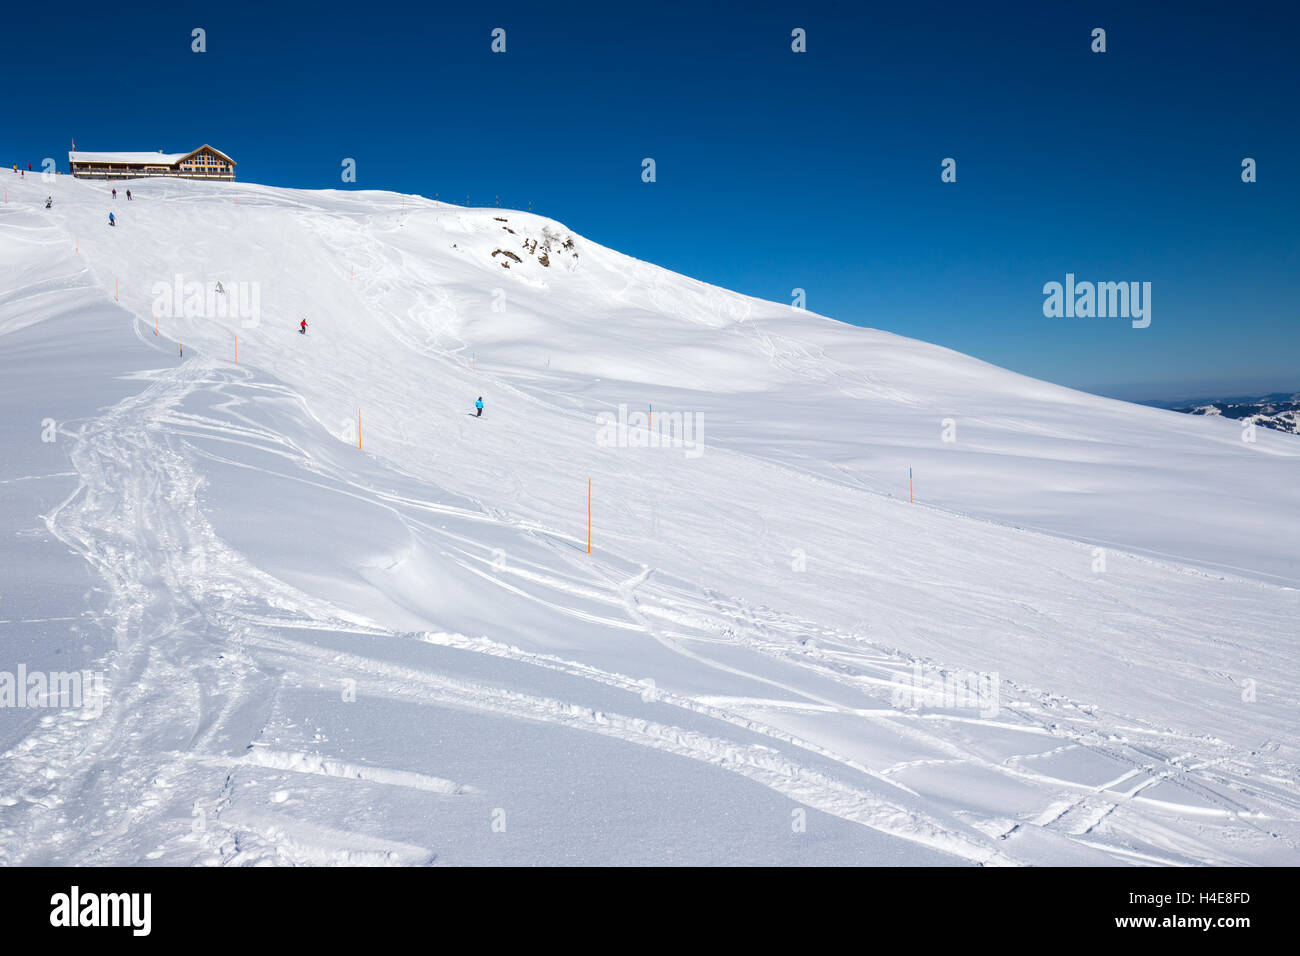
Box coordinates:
[68,145,236,166]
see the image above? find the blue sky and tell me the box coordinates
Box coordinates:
[5,0,1297,400]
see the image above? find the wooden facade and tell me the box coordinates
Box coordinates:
[69,145,236,181]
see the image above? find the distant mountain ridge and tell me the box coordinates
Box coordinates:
[1145,391,1300,435]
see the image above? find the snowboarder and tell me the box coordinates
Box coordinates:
[475,396,484,418]
[126,189,132,200]
[299,319,307,335]
[215,281,225,294]
[108,212,115,227]
[45,197,52,209]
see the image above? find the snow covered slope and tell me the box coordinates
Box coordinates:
[1,172,1297,866]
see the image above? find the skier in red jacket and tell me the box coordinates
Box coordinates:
[300,318,307,334]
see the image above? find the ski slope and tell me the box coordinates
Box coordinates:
[1,172,1297,866]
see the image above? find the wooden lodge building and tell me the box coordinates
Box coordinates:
[68,145,236,181]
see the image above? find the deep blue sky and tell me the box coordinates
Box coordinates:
[5,0,1297,400]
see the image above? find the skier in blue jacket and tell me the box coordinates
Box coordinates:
[475,397,483,418]
[108,212,115,227]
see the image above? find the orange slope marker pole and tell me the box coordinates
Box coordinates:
[358,408,362,450]
[909,467,914,504]
[234,335,238,363]
[587,479,592,554]
[154,313,158,336]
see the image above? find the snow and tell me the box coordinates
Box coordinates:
[1,172,1297,866]
[68,147,233,167]
[67,151,190,165]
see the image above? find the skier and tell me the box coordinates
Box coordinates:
[215,280,225,294]
[475,396,484,418]
[45,196,52,209]
[108,212,115,227]
[299,318,307,335]
[112,188,117,199]
[126,189,132,201]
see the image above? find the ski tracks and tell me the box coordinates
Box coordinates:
[0,357,391,864]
